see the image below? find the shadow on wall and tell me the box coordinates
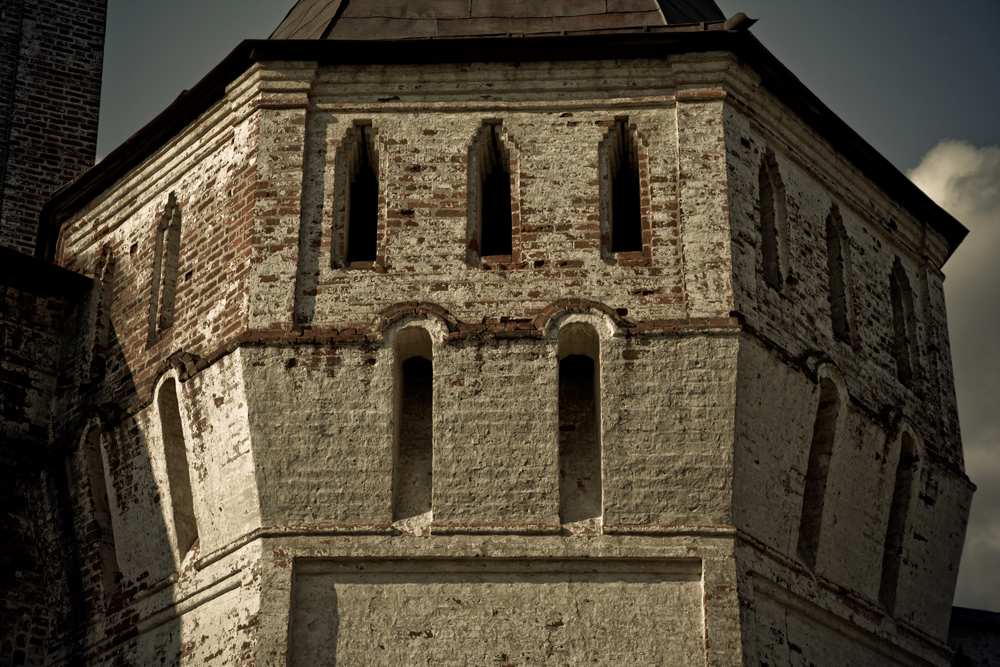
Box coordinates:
[0,437,52,666]
[288,572,339,665]
[111,322,185,665]
[67,322,182,666]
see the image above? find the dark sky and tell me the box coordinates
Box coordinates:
[97,0,1000,612]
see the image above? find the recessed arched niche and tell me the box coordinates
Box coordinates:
[392,326,434,533]
[557,322,603,533]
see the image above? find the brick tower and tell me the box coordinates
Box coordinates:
[0,0,107,254]
[2,1,976,665]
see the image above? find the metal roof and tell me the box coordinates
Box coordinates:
[951,606,1000,628]
[271,0,727,40]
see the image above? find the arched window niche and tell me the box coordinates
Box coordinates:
[557,321,603,534]
[879,425,921,615]
[332,121,381,269]
[599,117,643,258]
[392,325,434,534]
[826,204,855,343]
[467,121,515,264]
[147,193,182,346]
[157,376,199,562]
[80,424,121,602]
[890,257,918,387]
[758,150,789,293]
[797,366,846,572]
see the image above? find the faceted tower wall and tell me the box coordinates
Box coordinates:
[41,51,970,667]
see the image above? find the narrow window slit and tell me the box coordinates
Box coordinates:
[826,205,853,342]
[879,432,918,614]
[480,124,512,257]
[890,258,917,386]
[759,151,787,291]
[558,323,602,533]
[797,377,840,571]
[393,328,433,532]
[608,119,642,253]
[91,245,116,381]
[147,194,182,345]
[468,122,513,262]
[159,379,198,557]
[346,124,378,264]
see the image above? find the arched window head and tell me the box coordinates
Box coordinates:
[468,121,513,262]
[890,257,918,386]
[759,151,788,292]
[600,118,642,257]
[798,375,842,572]
[393,327,434,532]
[334,122,380,268]
[158,378,198,557]
[147,193,182,346]
[826,205,854,342]
[557,322,602,533]
[880,429,919,615]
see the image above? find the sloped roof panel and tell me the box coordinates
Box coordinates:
[271,0,726,40]
[470,0,609,18]
[272,0,346,39]
[342,0,472,19]
[661,0,725,23]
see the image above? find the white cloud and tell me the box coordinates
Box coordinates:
[909,140,1000,611]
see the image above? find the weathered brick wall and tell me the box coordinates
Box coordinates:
[0,0,106,255]
[949,608,1000,667]
[57,93,259,412]
[0,441,49,667]
[45,53,970,666]
[721,58,971,655]
[733,338,970,659]
[0,250,88,441]
[56,58,739,409]
[723,77,959,466]
[0,248,96,665]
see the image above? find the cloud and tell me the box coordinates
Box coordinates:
[909,140,1000,611]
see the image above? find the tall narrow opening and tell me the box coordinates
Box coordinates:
[890,258,917,386]
[158,378,198,556]
[880,432,918,614]
[558,323,602,532]
[393,327,433,529]
[826,205,853,342]
[91,245,116,382]
[797,377,840,571]
[469,122,513,260]
[606,118,642,254]
[346,124,378,264]
[147,194,182,345]
[759,151,787,291]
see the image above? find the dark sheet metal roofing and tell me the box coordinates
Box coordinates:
[951,606,1000,628]
[37,27,968,262]
[0,246,91,297]
[271,0,727,40]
